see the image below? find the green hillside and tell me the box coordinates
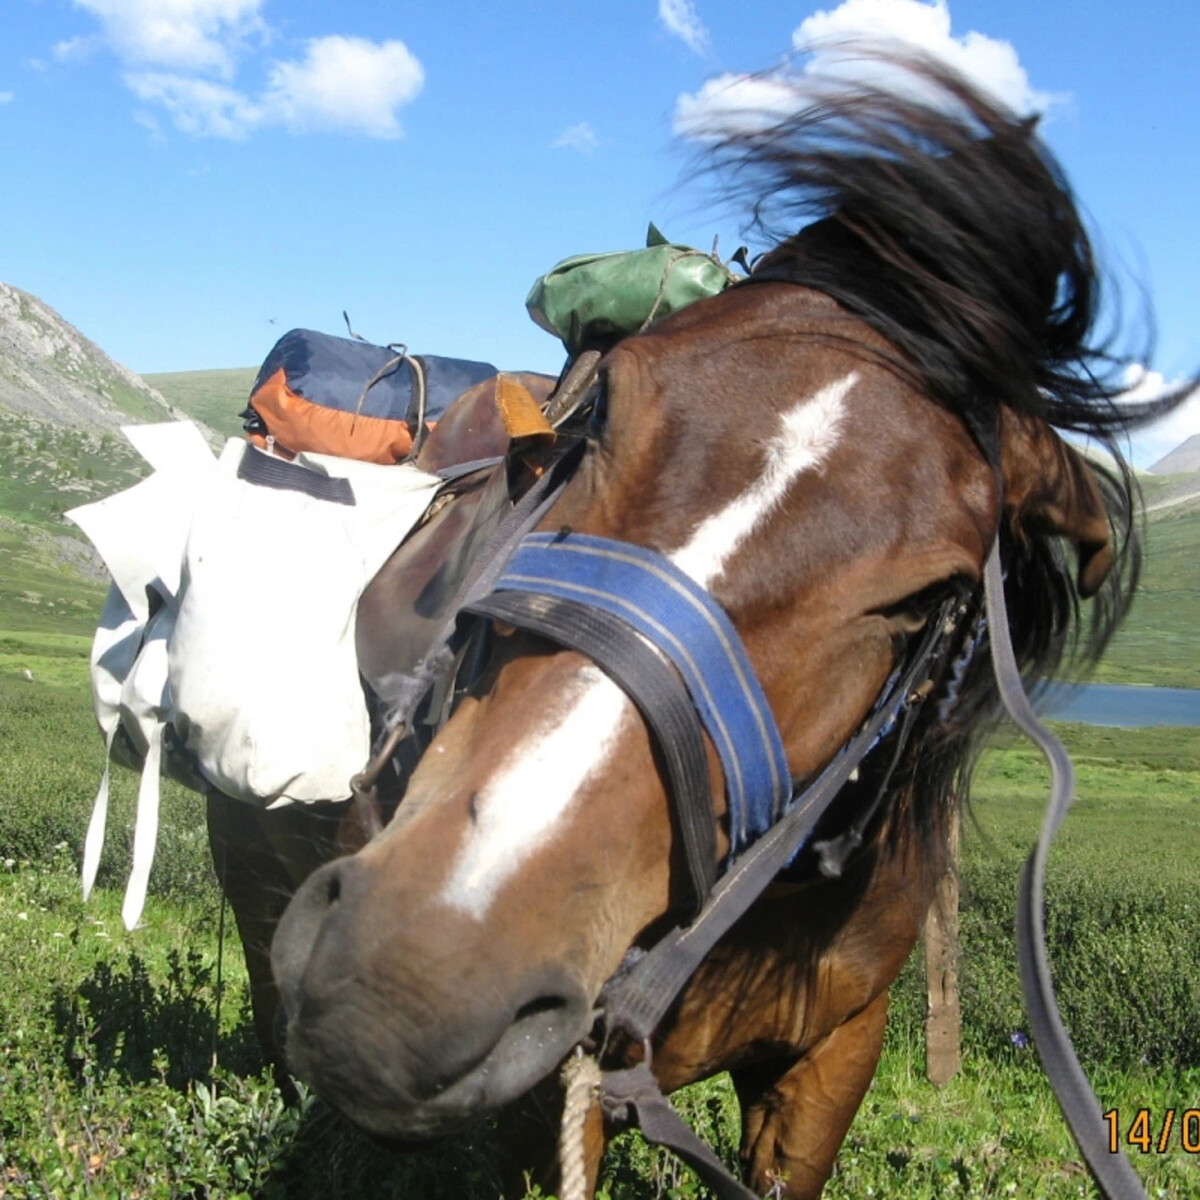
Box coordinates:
[144,367,257,440]
[0,413,138,642]
[1,358,1198,688]
[1095,492,1200,687]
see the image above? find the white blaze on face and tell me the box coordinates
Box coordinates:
[669,372,856,587]
[439,372,855,917]
[439,666,631,917]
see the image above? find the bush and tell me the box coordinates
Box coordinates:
[885,847,1200,1072]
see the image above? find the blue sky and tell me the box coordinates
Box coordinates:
[1,0,1196,463]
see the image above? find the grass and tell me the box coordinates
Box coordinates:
[1094,491,1200,688]
[1,662,1197,1196]
[143,368,258,440]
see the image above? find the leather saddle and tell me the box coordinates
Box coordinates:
[355,370,558,744]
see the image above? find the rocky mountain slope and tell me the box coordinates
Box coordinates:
[1149,432,1200,475]
[0,282,183,431]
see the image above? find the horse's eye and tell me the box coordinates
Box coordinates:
[879,578,962,633]
[586,377,609,434]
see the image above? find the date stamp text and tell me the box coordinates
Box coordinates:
[1103,1109,1200,1154]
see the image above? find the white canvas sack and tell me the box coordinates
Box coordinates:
[69,422,218,927]
[69,423,441,929]
[167,439,441,806]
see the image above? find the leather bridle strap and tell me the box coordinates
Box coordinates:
[984,544,1147,1200]
[600,1062,761,1200]
[466,589,718,912]
[374,440,586,742]
[597,594,955,1048]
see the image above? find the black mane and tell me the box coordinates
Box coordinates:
[697,47,1198,852]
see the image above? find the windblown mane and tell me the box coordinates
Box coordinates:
[696,48,1198,847]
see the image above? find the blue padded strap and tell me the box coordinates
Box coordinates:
[492,532,791,851]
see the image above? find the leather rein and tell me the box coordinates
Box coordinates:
[367,397,1148,1200]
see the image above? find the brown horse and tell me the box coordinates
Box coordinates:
[226,56,1190,1198]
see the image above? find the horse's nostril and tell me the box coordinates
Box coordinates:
[326,873,341,906]
[513,994,568,1023]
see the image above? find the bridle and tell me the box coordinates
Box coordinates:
[365,390,1148,1200]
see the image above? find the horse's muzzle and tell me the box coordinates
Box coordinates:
[270,854,592,1139]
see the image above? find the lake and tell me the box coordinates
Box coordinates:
[1040,683,1200,727]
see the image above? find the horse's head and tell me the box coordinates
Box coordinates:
[269,274,1116,1138]
[267,54,1188,1151]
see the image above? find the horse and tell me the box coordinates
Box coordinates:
[219,54,1192,1199]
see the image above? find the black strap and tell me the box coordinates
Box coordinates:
[600,601,953,1046]
[433,455,505,481]
[378,440,586,739]
[600,1063,760,1200]
[466,590,718,913]
[237,445,356,505]
[984,545,1147,1200]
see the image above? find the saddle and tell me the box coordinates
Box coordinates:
[355,370,558,744]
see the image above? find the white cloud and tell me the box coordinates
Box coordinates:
[54,35,103,63]
[58,2,424,140]
[70,0,266,78]
[552,121,599,153]
[658,0,709,55]
[125,37,423,139]
[793,0,1054,113]
[0,91,13,105]
[125,71,257,137]
[1119,365,1200,469]
[674,74,801,139]
[133,108,166,141]
[258,36,423,138]
[674,0,1058,139]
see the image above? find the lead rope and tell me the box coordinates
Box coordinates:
[559,1050,603,1200]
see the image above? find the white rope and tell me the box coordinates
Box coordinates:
[81,727,115,901]
[121,723,162,930]
[558,1050,602,1200]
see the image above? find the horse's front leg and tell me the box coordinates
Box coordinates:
[206,794,353,1088]
[732,989,889,1199]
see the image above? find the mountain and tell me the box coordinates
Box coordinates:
[0,282,218,639]
[0,282,183,431]
[1149,433,1200,475]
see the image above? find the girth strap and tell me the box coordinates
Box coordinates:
[984,545,1147,1200]
[465,590,718,911]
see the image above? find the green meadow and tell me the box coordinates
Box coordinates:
[1,646,1198,1196]
[1,374,1198,1196]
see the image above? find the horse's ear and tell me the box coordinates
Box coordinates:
[997,408,1114,597]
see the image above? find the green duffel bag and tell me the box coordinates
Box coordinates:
[526,224,738,356]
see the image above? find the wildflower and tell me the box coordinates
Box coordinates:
[1009,1031,1028,1049]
